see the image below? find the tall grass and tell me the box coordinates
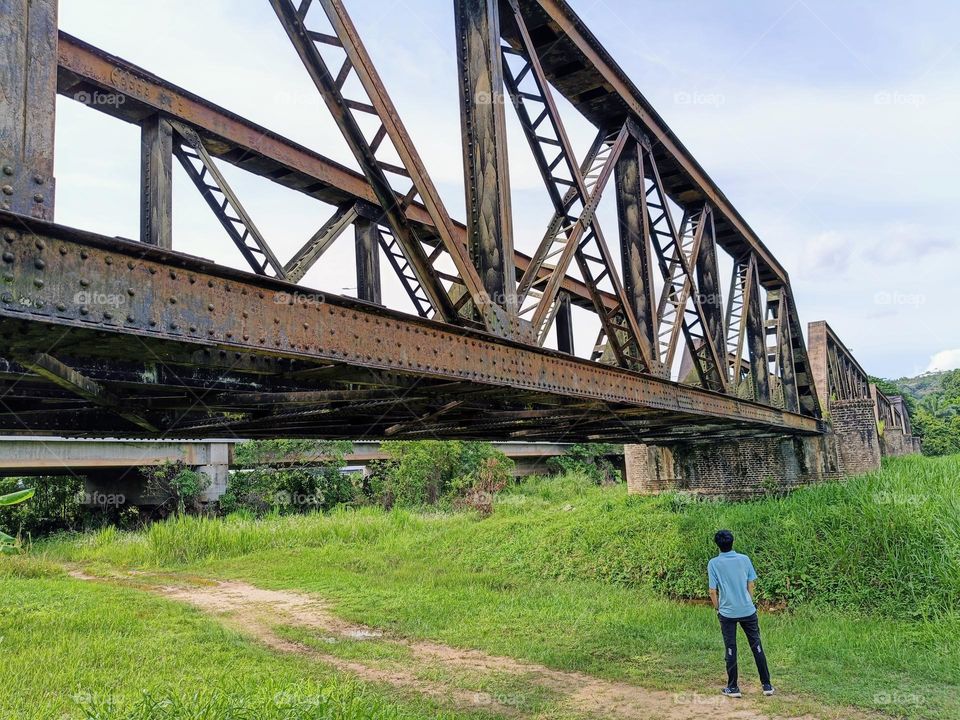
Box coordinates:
[39,454,960,617]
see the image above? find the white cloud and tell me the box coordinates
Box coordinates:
[927,349,960,373]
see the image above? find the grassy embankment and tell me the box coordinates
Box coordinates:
[5,454,959,719]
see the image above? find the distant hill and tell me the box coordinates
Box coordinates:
[872,369,960,456]
[894,370,956,400]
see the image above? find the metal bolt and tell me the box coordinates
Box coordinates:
[80,251,88,260]
[1,185,13,196]
[34,238,45,250]
[127,288,135,296]
[126,315,135,323]
[1,166,12,176]
[34,259,45,270]
[79,279,89,287]
[0,292,12,303]
[33,175,44,185]
[56,303,66,312]
[1,252,12,263]
[207,304,214,311]
[33,193,43,204]
[33,279,43,288]
[79,306,89,315]
[3,231,15,242]
[103,311,113,320]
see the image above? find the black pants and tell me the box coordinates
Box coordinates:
[719,612,770,687]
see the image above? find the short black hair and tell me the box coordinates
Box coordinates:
[714,529,734,552]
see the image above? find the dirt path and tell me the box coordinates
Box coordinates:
[71,572,855,720]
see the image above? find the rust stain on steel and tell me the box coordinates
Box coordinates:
[0,213,820,435]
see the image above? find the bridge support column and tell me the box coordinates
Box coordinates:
[829,398,882,474]
[625,435,841,500]
[196,442,231,503]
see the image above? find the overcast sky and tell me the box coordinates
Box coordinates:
[53,0,959,380]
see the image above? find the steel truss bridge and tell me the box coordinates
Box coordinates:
[0,0,827,442]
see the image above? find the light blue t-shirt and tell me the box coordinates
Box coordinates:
[708,551,757,619]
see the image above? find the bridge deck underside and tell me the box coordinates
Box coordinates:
[0,213,821,443]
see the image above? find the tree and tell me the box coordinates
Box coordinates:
[0,487,35,553]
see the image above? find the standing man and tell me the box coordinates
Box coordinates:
[708,529,774,698]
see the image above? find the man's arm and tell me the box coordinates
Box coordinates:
[747,580,755,601]
[708,561,720,611]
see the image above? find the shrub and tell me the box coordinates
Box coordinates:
[379,441,514,509]
[547,443,622,484]
[221,440,354,516]
[142,461,210,515]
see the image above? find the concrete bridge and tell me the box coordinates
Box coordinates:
[0,438,579,503]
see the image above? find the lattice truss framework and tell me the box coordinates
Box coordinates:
[0,0,824,432]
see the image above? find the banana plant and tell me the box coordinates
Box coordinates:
[0,488,35,553]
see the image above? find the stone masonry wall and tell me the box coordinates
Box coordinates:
[625,434,841,500]
[830,398,883,475]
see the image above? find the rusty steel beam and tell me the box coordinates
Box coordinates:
[0,0,57,221]
[0,212,822,440]
[284,202,359,283]
[354,216,381,304]
[54,33,611,314]
[139,115,172,248]
[744,255,770,403]
[455,0,518,321]
[615,137,658,361]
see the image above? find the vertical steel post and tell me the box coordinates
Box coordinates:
[745,258,771,403]
[694,208,725,366]
[555,291,574,354]
[0,0,57,220]
[614,139,658,357]
[355,217,382,304]
[455,0,517,321]
[140,115,173,248]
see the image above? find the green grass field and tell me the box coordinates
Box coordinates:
[4,454,959,719]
